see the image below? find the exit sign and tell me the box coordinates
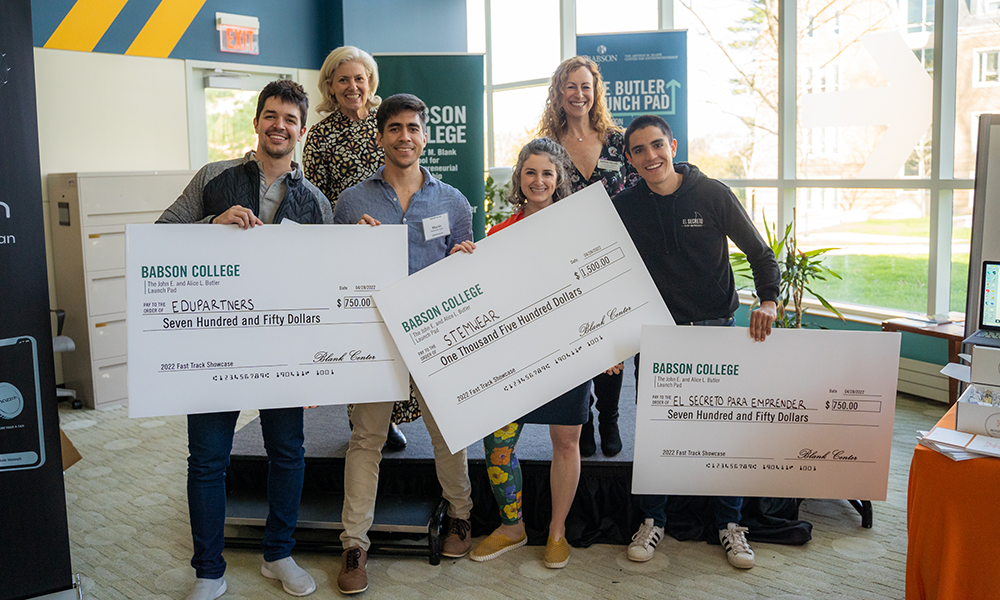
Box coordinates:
[216,13,259,56]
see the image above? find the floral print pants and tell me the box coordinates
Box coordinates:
[483,422,524,525]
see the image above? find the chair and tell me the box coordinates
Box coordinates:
[51,309,82,409]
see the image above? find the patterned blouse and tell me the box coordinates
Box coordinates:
[566,129,640,196]
[304,109,418,424]
[302,109,384,211]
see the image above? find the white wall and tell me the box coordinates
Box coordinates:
[34,49,192,176]
[33,48,322,381]
[35,49,191,381]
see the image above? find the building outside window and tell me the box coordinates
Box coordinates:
[978,49,999,84]
[474,0,997,316]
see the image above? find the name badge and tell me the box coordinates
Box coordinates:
[598,158,622,172]
[423,213,451,241]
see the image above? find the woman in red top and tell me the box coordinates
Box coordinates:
[466,138,608,569]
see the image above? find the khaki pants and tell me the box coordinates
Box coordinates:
[340,383,472,550]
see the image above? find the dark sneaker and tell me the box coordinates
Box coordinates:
[337,547,368,594]
[441,517,472,558]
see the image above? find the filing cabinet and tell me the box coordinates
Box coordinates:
[49,171,194,409]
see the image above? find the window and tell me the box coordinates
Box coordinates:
[914,47,934,76]
[978,50,999,84]
[904,132,932,178]
[471,0,991,316]
[907,0,934,33]
[185,61,297,169]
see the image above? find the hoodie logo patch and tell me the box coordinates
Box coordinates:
[682,212,704,227]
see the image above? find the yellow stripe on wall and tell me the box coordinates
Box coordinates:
[125,0,207,58]
[43,0,130,52]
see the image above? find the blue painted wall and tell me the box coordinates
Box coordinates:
[343,0,467,53]
[31,0,343,70]
[171,0,343,68]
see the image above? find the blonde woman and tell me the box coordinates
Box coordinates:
[303,46,383,210]
[303,46,411,450]
[538,56,638,457]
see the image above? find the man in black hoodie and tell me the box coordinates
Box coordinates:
[613,115,780,570]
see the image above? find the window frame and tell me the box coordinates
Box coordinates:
[474,0,975,318]
[974,48,1000,86]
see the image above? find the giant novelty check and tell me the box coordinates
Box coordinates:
[126,224,410,418]
[633,326,901,500]
[373,184,675,453]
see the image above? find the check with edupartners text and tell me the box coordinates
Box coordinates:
[373,184,675,453]
[125,224,410,418]
[633,326,901,500]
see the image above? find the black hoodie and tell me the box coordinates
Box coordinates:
[613,162,780,323]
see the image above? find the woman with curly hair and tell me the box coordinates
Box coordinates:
[303,46,410,450]
[466,138,621,569]
[538,56,638,458]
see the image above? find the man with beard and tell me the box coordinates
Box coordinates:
[332,93,475,595]
[157,79,332,600]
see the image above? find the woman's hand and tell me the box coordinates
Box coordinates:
[449,241,477,255]
[357,214,381,226]
[605,362,624,376]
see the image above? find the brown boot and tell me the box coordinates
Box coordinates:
[441,517,472,558]
[337,547,367,595]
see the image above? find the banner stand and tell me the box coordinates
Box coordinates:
[0,2,78,599]
[374,53,486,239]
[28,576,83,600]
[577,31,688,161]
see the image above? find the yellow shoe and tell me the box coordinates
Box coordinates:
[543,535,570,569]
[469,530,527,562]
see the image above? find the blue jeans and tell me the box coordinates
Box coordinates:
[187,408,305,579]
[634,316,743,531]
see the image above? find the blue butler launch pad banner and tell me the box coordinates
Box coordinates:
[578,31,688,161]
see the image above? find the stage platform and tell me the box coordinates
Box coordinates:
[225,361,814,557]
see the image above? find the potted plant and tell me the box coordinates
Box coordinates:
[484,169,514,228]
[731,210,844,328]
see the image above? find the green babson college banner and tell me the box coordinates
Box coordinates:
[375,54,486,239]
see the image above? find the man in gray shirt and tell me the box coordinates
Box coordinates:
[158,80,331,600]
[333,93,474,595]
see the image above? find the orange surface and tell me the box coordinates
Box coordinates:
[906,404,1000,600]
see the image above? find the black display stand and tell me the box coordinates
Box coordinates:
[0,2,76,599]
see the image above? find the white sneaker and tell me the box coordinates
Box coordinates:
[185,577,226,600]
[261,556,317,596]
[628,518,665,562]
[719,522,755,569]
